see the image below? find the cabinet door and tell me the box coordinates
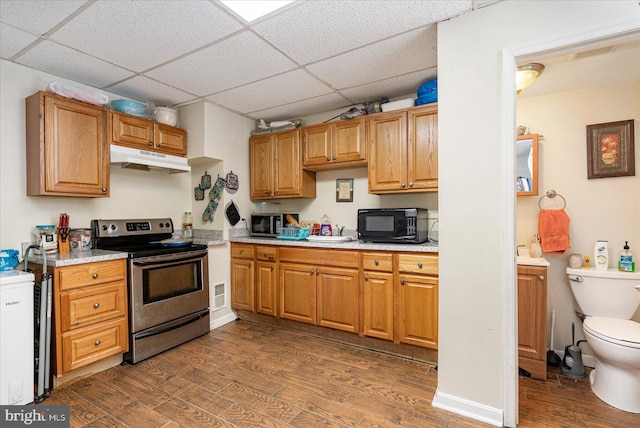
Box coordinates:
[363,271,394,340]
[518,265,547,380]
[303,123,331,167]
[317,266,359,333]
[111,112,154,149]
[154,123,187,156]
[27,93,109,197]
[250,134,274,199]
[367,111,407,192]
[408,106,438,191]
[279,263,316,324]
[256,260,277,316]
[273,129,301,197]
[398,274,438,349]
[333,117,366,164]
[231,258,255,311]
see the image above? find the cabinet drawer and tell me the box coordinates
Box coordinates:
[231,244,254,259]
[57,259,126,291]
[279,247,358,268]
[61,317,128,373]
[362,253,393,272]
[256,246,277,261]
[398,254,438,275]
[60,283,127,331]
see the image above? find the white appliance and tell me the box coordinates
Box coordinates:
[0,270,34,405]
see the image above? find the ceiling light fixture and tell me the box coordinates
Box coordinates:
[220,0,294,22]
[516,63,545,94]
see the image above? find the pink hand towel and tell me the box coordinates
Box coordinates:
[538,209,570,254]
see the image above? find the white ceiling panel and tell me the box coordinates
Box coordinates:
[50,0,242,72]
[252,0,469,65]
[106,75,197,107]
[0,24,38,59]
[15,40,134,89]
[340,69,437,104]
[147,30,298,97]
[248,92,353,122]
[207,69,333,113]
[307,26,437,89]
[0,0,87,35]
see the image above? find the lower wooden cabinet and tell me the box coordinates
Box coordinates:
[518,264,548,380]
[49,259,128,376]
[230,243,438,349]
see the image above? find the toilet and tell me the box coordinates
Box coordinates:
[566,267,640,413]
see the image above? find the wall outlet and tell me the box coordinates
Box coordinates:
[9,379,22,404]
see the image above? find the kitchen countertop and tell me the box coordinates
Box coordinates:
[25,249,128,268]
[229,236,439,253]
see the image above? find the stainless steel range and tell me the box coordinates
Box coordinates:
[92,218,210,364]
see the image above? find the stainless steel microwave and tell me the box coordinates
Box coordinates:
[357,208,428,243]
[250,213,299,237]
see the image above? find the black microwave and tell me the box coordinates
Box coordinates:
[250,213,299,237]
[357,208,428,244]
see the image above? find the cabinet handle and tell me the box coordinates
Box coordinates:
[332,156,336,160]
[95,340,101,346]
[364,275,369,281]
[263,251,267,257]
[239,249,243,254]
[148,142,153,147]
[92,273,99,279]
[374,260,379,265]
[409,182,414,187]
[155,143,161,148]
[102,187,107,193]
[539,275,545,281]
[270,265,274,271]
[316,269,320,276]
[418,262,423,268]
[310,269,315,274]
[93,303,100,309]
[326,156,331,161]
[401,183,406,188]
[400,278,405,285]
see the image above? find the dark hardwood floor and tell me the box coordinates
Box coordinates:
[40,320,637,427]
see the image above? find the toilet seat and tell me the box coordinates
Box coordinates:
[584,316,640,349]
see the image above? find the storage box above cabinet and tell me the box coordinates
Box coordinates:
[25,91,110,197]
[111,111,187,157]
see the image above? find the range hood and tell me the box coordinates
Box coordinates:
[110,145,190,173]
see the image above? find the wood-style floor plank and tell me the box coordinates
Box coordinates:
[38,320,639,427]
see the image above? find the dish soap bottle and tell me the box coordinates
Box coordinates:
[594,240,609,270]
[320,213,332,236]
[619,241,635,272]
[530,234,542,258]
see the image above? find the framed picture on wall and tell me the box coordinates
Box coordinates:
[586,119,635,179]
[336,178,353,202]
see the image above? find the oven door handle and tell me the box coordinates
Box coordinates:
[132,254,205,266]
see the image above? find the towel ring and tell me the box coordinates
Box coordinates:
[538,190,566,210]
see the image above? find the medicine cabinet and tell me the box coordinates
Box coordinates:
[516,134,539,196]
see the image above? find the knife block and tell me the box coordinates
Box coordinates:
[58,228,70,253]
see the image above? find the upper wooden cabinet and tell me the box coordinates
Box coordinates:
[111,111,187,157]
[26,91,110,197]
[250,129,316,200]
[368,104,438,194]
[302,117,367,170]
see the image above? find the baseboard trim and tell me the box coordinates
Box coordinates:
[432,389,503,427]
[210,312,237,330]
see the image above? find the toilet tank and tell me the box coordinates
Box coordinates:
[566,267,640,318]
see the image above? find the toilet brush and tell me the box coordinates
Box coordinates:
[561,322,585,379]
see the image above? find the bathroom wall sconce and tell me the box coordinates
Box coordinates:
[516,63,545,94]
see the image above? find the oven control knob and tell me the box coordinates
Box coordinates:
[101,225,108,231]
[165,222,170,228]
[110,224,116,231]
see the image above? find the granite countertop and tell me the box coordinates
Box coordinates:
[25,249,128,268]
[229,236,439,253]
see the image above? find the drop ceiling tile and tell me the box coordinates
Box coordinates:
[15,40,134,89]
[147,31,298,96]
[50,0,243,72]
[106,76,197,107]
[0,24,38,59]
[0,0,86,35]
[253,0,469,64]
[206,69,332,115]
[307,26,436,90]
[339,69,436,104]
[247,93,352,122]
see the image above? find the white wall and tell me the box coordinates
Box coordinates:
[437,1,638,425]
[517,80,640,356]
